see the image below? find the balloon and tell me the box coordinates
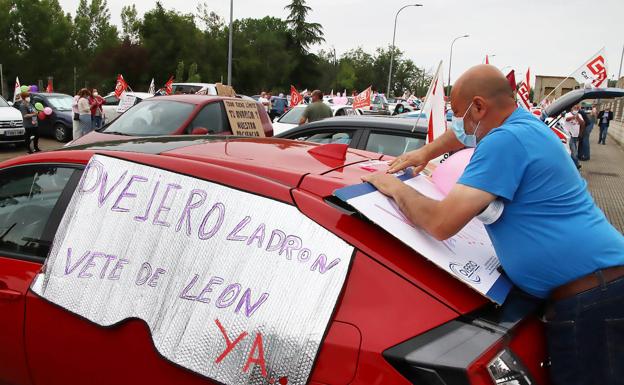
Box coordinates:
[37,111,46,120]
[34,102,44,111]
[30,85,38,92]
[43,107,53,116]
[20,85,29,93]
[431,148,475,196]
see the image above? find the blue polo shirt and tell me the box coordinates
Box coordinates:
[458,108,624,298]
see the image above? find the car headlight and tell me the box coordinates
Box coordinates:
[487,349,532,384]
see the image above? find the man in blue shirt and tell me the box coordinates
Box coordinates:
[363,64,624,385]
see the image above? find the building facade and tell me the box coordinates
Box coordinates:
[534,75,581,105]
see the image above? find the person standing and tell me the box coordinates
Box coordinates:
[299,90,332,125]
[597,107,614,145]
[18,91,40,153]
[89,88,105,129]
[270,93,288,121]
[72,93,81,140]
[561,105,584,169]
[77,88,93,136]
[258,92,270,113]
[363,64,624,385]
[578,106,596,161]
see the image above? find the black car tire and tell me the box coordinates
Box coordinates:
[54,123,71,142]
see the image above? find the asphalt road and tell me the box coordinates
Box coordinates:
[0,137,66,162]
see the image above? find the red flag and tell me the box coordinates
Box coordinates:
[164,76,174,95]
[46,79,53,93]
[290,85,303,107]
[525,68,531,95]
[485,55,489,64]
[352,86,372,110]
[114,74,128,98]
[506,70,516,91]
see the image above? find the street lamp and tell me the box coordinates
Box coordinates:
[387,4,423,97]
[446,34,469,98]
[227,0,233,86]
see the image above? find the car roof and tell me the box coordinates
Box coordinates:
[142,94,239,104]
[32,92,71,97]
[291,116,428,134]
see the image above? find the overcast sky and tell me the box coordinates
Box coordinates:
[59,0,624,87]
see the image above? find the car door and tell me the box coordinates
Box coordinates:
[0,164,83,385]
[31,95,52,135]
[102,95,120,124]
[360,129,426,157]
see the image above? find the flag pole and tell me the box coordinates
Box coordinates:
[412,61,442,133]
[541,46,606,103]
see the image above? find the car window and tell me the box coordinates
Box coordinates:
[104,96,119,106]
[279,108,305,124]
[0,96,9,108]
[46,95,73,111]
[103,100,195,136]
[292,130,354,145]
[365,132,425,156]
[31,95,45,106]
[0,166,78,259]
[189,102,229,134]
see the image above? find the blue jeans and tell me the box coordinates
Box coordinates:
[579,123,593,160]
[545,275,624,385]
[599,124,609,144]
[92,115,102,129]
[569,137,579,167]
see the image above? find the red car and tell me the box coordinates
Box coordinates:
[0,137,548,385]
[69,95,273,146]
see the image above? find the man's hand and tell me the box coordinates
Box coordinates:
[387,147,430,174]
[361,172,405,197]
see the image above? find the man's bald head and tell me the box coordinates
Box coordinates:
[452,64,515,110]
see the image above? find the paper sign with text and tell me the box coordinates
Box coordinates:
[334,174,512,304]
[32,155,354,385]
[116,94,137,113]
[223,100,266,137]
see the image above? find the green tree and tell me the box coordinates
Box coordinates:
[175,61,185,82]
[284,0,324,52]
[187,63,201,82]
[121,4,140,43]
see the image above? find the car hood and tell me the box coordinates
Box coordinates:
[0,106,23,121]
[544,87,624,118]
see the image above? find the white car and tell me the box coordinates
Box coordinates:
[102,92,155,124]
[171,83,218,95]
[272,104,359,135]
[0,96,25,145]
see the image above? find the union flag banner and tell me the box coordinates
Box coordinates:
[114,74,128,98]
[517,69,531,110]
[421,61,446,144]
[506,70,516,92]
[572,48,608,88]
[13,77,20,102]
[352,86,372,110]
[290,85,303,107]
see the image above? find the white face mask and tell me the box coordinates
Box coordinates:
[93,92,98,96]
[24,97,31,103]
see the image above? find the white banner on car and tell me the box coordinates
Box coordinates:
[31,155,354,385]
[116,94,137,113]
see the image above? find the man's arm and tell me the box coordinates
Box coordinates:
[388,129,465,173]
[362,173,496,240]
[299,106,309,125]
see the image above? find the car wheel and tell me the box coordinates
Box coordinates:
[54,123,70,142]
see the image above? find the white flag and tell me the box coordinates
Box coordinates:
[421,61,447,144]
[148,78,155,95]
[517,69,531,110]
[13,77,20,102]
[572,48,608,89]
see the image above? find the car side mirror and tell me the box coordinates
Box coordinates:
[191,127,209,135]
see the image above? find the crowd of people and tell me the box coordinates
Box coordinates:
[561,104,614,170]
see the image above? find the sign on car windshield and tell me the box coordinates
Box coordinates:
[32,155,354,385]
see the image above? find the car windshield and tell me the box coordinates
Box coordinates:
[279,108,305,124]
[0,96,9,108]
[46,95,73,110]
[102,100,195,136]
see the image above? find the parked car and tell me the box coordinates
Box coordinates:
[0,135,548,385]
[171,82,218,95]
[0,95,25,145]
[29,93,74,142]
[272,104,358,135]
[276,116,428,157]
[357,93,390,115]
[67,95,274,147]
[102,92,155,124]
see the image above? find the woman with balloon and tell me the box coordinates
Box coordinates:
[17,87,41,153]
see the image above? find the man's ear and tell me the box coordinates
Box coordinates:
[472,96,488,120]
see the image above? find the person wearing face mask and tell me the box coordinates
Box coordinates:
[363,64,624,385]
[561,105,585,169]
[597,107,613,145]
[89,88,105,129]
[18,91,41,153]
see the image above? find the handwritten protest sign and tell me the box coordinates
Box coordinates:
[216,83,237,97]
[31,155,354,385]
[116,94,137,113]
[334,172,512,304]
[223,99,266,137]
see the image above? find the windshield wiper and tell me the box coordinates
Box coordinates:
[103,131,133,136]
